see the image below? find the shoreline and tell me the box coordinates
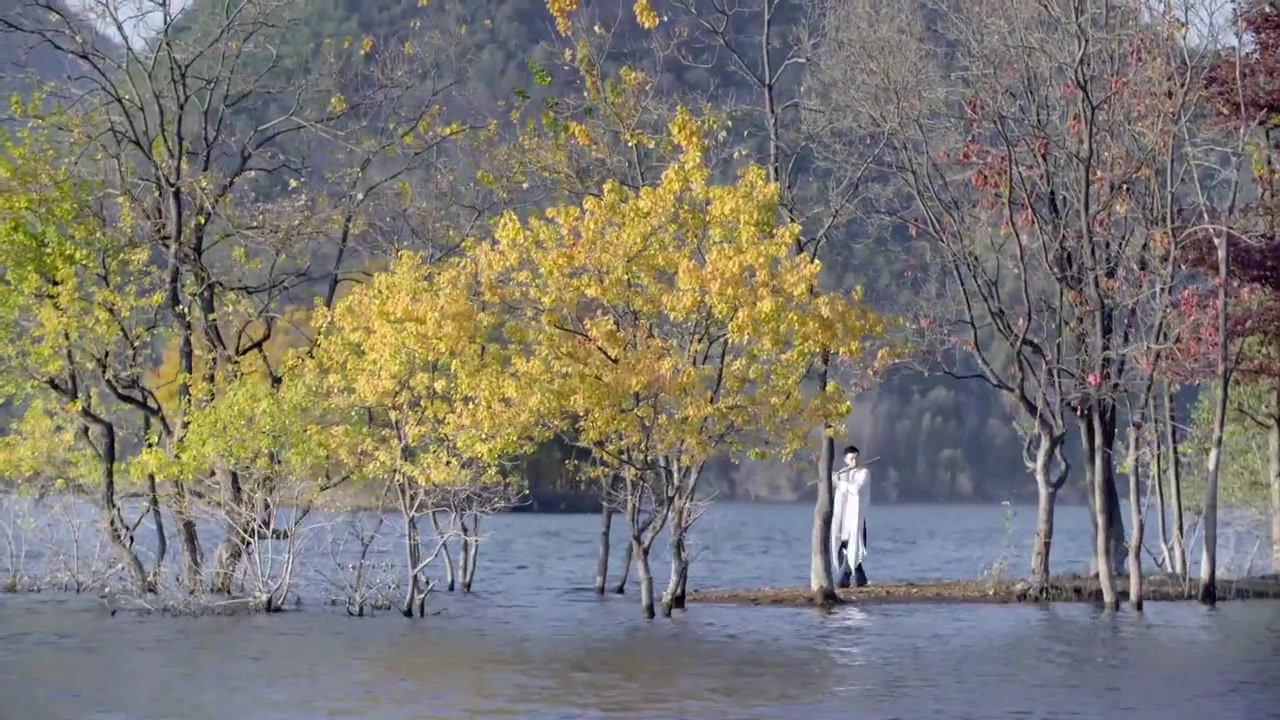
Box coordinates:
[687,575,1280,607]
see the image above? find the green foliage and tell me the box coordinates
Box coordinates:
[1185,380,1275,515]
[0,112,161,489]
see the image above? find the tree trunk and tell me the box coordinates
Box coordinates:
[1091,405,1118,610]
[613,534,633,594]
[172,492,203,591]
[430,511,455,592]
[1270,380,1280,574]
[1201,437,1224,605]
[1029,428,1064,587]
[1100,408,1127,576]
[1079,411,1126,580]
[1127,421,1144,611]
[140,417,168,586]
[1031,480,1058,587]
[1152,393,1172,572]
[673,555,689,609]
[634,535,655,619]
[145,470,168,586]
[810,355,839,605]
[401,511,423,617]
[661,536,688,618]
[1164,384,1188,577]
[92,422,150,593]
[170,269,205,592]
[458,528,470,590]
[209,466,248,595]
[462,513,479,592]
[594,505,612,595]
[661,497,690,617]
[1200,234,1231,606]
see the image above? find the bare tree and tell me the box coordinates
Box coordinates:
[317,501,398,617]
[427,472,521,594]
[811,0,1232,605]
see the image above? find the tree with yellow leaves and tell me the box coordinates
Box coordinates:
[471,106,891,618]
[483,24,706,597]
[483,24,682,209]
[0,114,164,594]
[297,252,548,616]
[540,0,896,606]
[545,0,660,35]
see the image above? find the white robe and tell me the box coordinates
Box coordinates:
[830,465,870,575]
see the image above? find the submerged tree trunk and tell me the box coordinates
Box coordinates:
[145,470,168,586]
[613,528,634,594]
[1079,410,1125,584]
[624,473,668,619]
[1126,421,1145,611]
[661,495,691,617]
[90,421,151,593]
[661,533,688,617]
[1100,410,1126,576]
[209,467,249,595]
[462,513,479,592]
[170,271,205,592]
[634,535,655,619]
[1152,394,1172,572]
[430,511,456,592]
[1090,405,1118,610]
[1200,235,1231,606]
[595,505,612,595]
[1270,380,1280,574]
[140,416,168,586]
[1164,385,1188,577]
[401,511,424,617]
[172,486,203,591]
[1201,415,1225,605]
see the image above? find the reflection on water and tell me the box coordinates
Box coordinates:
[2,502,1279,719]
[2,595,1279,720]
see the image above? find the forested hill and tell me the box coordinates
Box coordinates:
[0,0,1062,505]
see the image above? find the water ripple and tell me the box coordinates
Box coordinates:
[2,502,1279,719]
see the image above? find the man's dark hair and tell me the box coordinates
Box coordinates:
[843,445,859,456]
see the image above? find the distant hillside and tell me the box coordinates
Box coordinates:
[0,0,121,105]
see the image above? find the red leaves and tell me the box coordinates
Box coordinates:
[1203,0,1280,126]
[1126,43,1146,70]
[1066,112,1083,138]
[1157,279,1276,384]
[963,96,984,130]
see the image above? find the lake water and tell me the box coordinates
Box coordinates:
[2,501,1279,720]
